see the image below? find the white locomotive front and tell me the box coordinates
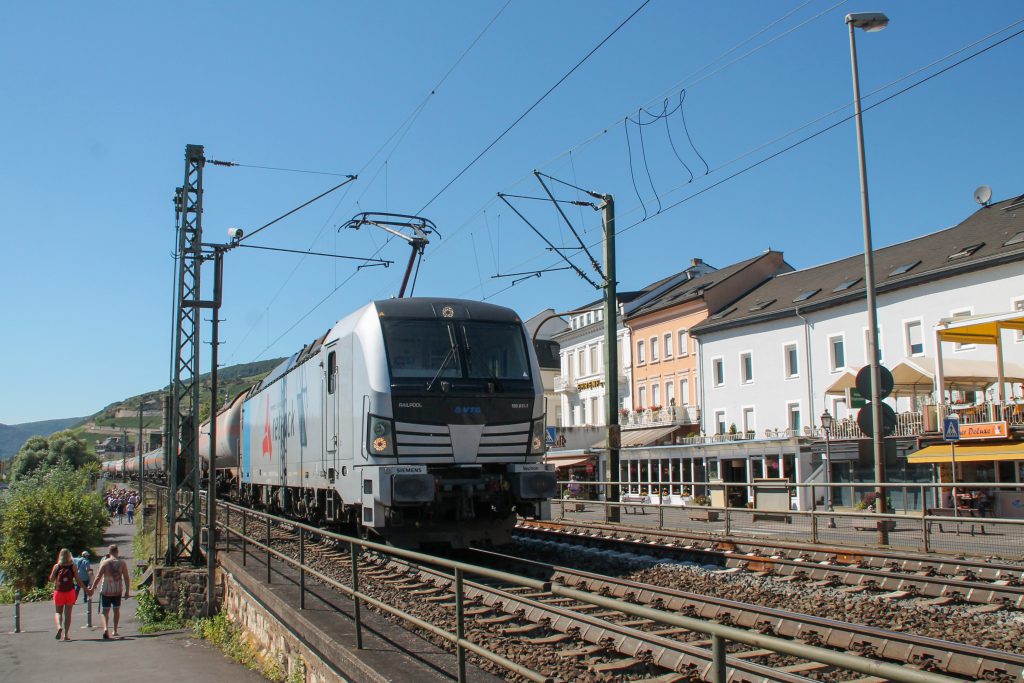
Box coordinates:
[238,298,556,547]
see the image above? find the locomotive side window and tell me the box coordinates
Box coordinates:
[327,351,336,394]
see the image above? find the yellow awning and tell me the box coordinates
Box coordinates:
[936,311,1024,345]
[908,441,1024,464]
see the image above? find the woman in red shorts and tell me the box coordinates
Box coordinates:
[49,548,90,641]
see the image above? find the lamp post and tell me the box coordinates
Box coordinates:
[820,410,836,528]
[846,11,889,537]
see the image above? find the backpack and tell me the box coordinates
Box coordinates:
[54,564,76,592]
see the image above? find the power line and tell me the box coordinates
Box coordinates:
[418,0,653,213]
[241,175,357,243]
[207,160,354,177]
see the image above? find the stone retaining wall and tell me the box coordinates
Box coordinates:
[222,571,342,683]
[151,567,221,619]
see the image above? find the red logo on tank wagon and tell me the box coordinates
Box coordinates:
[262,395,273,459]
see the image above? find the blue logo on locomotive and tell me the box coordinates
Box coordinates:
[453,406,481,415]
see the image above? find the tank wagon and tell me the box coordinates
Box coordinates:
[201,298,556,548]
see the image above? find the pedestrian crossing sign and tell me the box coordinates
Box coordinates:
[942,416,960,442]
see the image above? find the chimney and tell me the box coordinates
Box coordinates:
[691,258,703,267]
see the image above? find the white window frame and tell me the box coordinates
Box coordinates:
[637,385,647,409]
[828,334,846,373]
[679,378,690,405]
[740,350,754,384]
[650,336,659,362]
[903,318,925,357]
[589,344,599,375]
[714,410,727,436]
[576,349,584,376]
[741,406,755,434]
[864,326,884,364]
[664,332,673,358]
[712,356,725,387]
[636,340,646,365]
[950,307,974,351]
[666,379,675,406]
[783,342,799,379]
[786,401,802,433]
[1014,298,1024,342]
[678,329,689,356]
[651,383,660,407]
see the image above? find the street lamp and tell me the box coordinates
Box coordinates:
[820,410,837,528]
[846,11,889,533]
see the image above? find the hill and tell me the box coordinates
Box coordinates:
[4,358,285,459]
[0,417,86,460]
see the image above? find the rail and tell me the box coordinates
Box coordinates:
[176,491,964,683]
[554,480,1024,556]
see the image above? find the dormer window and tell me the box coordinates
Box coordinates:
[792,289,821,303]
[948,243,984,260]
[889,260,921,277]
[833,277,861,292]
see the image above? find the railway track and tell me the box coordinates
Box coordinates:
[516,520,1024,609]
[226,511,1020,682]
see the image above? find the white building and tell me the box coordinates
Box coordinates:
[686,191,1024,506]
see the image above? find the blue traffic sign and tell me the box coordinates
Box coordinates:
[545,427,557,446]
[942,416,961,442]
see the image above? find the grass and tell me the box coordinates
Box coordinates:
[0,582,54,604]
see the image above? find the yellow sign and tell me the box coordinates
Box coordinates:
[576,379,604,391]
[959,421,1009,440]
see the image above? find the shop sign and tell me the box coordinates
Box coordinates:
[576,379,604,391]
[959,421,1009,440]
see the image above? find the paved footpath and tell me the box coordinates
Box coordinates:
[0,518,264,683]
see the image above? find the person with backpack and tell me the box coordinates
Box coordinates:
[49,548,90,641]
[126,500,135,525]
[90,544,131,639]
[73,550,93,604]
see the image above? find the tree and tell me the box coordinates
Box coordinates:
[0,467,109,589]
[9,430,96,481]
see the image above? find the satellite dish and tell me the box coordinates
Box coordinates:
[974,185,993,206]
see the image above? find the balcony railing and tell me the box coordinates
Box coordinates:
[936,401,1024,426]
[553,375,574,393]
[621,405,700,430]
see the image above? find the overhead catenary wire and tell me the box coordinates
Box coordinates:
[240,175,357,243]
[418,0,653,214]
[472,20,1024,302]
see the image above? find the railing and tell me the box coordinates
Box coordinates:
[552,375,573,393]
[160,487,966,683]
[554,480,1024,557]
[937,401,1024,426]
[621,405,700,429]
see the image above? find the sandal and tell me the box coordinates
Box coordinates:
[56,628,62,640]
[102,631,110,640]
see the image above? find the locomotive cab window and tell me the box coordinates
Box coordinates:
[381,318,531,386]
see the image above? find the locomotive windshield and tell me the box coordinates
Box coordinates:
[381,319,531,385]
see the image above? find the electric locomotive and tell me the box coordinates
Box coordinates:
[234,298,556,547]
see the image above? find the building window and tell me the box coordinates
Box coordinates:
[664,333,673,358]
[715,410,727,435]
[864,327,883,364]
[666,381,675,406]
[678,330,689,356]
[951,308,974,350]
[740,352,753,384]
[712,357,724,387]
[638,385,646,408]
[905,320,924,356]
[589,345,599,375]
[1015,299,1024,342]
[680,379,689,405]
[784,344,798,378]
[636,340,646,364]
[742,407,755,434]
[589,397,599,425]
[651,383,660,407]
[650,336,659,362]
[828,335,845,372]
[787,402,801,432]
[576,350,584,376]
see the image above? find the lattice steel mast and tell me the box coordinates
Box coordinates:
[167,144,206,565]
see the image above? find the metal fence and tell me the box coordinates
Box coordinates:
[552,480,1024,558]
[148,484,965,683]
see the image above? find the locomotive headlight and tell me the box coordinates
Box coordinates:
[530,419,547,454]
[367,415,394,456]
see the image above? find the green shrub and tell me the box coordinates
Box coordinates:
[135,588,187,633]
[0,466,108,589]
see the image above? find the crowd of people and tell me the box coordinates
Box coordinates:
[105,488,138,524]
[49,544,131,641]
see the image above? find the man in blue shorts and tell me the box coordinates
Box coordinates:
[90,544,130,639]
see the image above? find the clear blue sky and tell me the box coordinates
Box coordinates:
[2,1,1021,424]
